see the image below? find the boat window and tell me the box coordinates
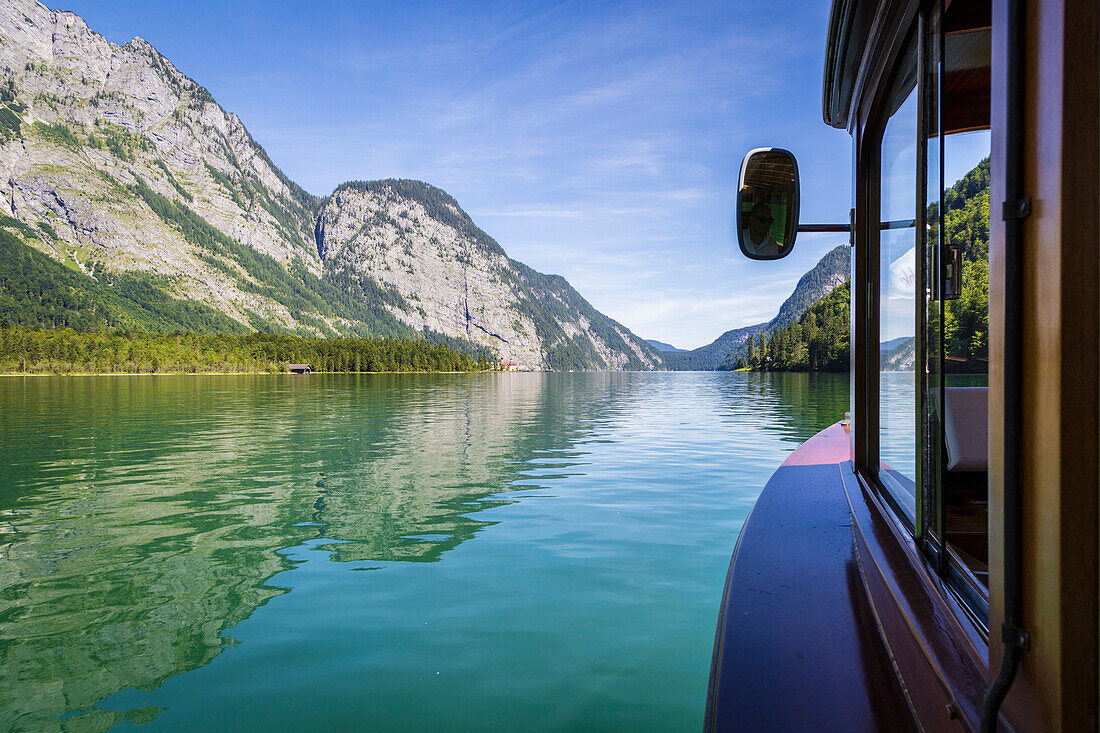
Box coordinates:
[935,5,992,597]
[920,0,991,626]
[867,0,992,627]
[877,47,919,526]
[922,5,945,553]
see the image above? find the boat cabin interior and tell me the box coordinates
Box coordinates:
[707,0,1098,730]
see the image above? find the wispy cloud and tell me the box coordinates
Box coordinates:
[109,0,851,343]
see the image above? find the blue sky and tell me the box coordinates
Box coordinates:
[65,0,856,349]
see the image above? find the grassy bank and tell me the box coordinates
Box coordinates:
[0,327,489,375]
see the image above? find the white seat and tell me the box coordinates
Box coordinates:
[944,387,988,472]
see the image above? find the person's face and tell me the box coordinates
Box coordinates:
[748,210,773,241]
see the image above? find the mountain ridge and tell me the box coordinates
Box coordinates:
[645,339,685,353]
[0,0,661,371]
[664,244,851,370]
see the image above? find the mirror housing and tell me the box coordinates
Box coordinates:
[737,148,800,260]
[942,242,962,300]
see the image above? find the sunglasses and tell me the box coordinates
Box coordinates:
[751,215,774,225]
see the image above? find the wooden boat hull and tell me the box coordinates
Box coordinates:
[706,423,920,731]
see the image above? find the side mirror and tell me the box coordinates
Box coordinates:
[737,148,800,260]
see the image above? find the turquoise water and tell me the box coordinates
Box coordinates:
[0,372,847,732]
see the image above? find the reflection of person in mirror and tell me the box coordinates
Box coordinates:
[742,203,780,256]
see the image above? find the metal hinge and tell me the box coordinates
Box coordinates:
[1002,197,1032,221]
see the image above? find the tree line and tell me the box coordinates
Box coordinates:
[731,280,850,372]
[0,327,490,374]
[0,208,496,366]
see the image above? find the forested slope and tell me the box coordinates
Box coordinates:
[728,281,850,371]
[667,244,850,370]
[937,158,990,367]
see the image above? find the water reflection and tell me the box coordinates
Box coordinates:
[0,372,847,732]
[0,374,638,730]
[712,372,849,445]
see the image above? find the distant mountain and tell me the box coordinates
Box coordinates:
[704,156,990,375]
[880,336,911,353]
[0,0,661,372]
[881,337,915,371]
[726,280,850,372]
[662,322,768,371]
[645,339,686,353]
[665,244,851,370]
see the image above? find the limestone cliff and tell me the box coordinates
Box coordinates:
[316,180,659,370]
[0,0,661,371]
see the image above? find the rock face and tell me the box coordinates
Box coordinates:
[764,245,850,333]
[315,180,659,370]
[0,0,661,371]
[881,337,915,371]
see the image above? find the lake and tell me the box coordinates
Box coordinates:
[0,371,847,732]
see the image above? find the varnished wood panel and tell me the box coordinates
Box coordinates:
[990,0,1100,728]
[844,467,988,730]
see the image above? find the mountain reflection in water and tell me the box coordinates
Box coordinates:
[0,372,847,732]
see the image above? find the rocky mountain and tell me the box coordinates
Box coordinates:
[765,245,851,331]
[0,0,661,371]
[881,336,915,371]
[665,244,851,370]
[315,179,660,370]
[720,279,850,372]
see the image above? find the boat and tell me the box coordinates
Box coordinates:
[706,0,1098,729]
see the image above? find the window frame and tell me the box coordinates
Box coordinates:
[863,23,922,536]
[854,1,991,638]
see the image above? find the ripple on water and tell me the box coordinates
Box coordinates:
[0,372,847,732]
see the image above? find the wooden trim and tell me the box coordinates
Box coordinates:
[845,467,989,730]
[852,119,878,470]
[854,1,925,136]
[989,0,1100,727]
